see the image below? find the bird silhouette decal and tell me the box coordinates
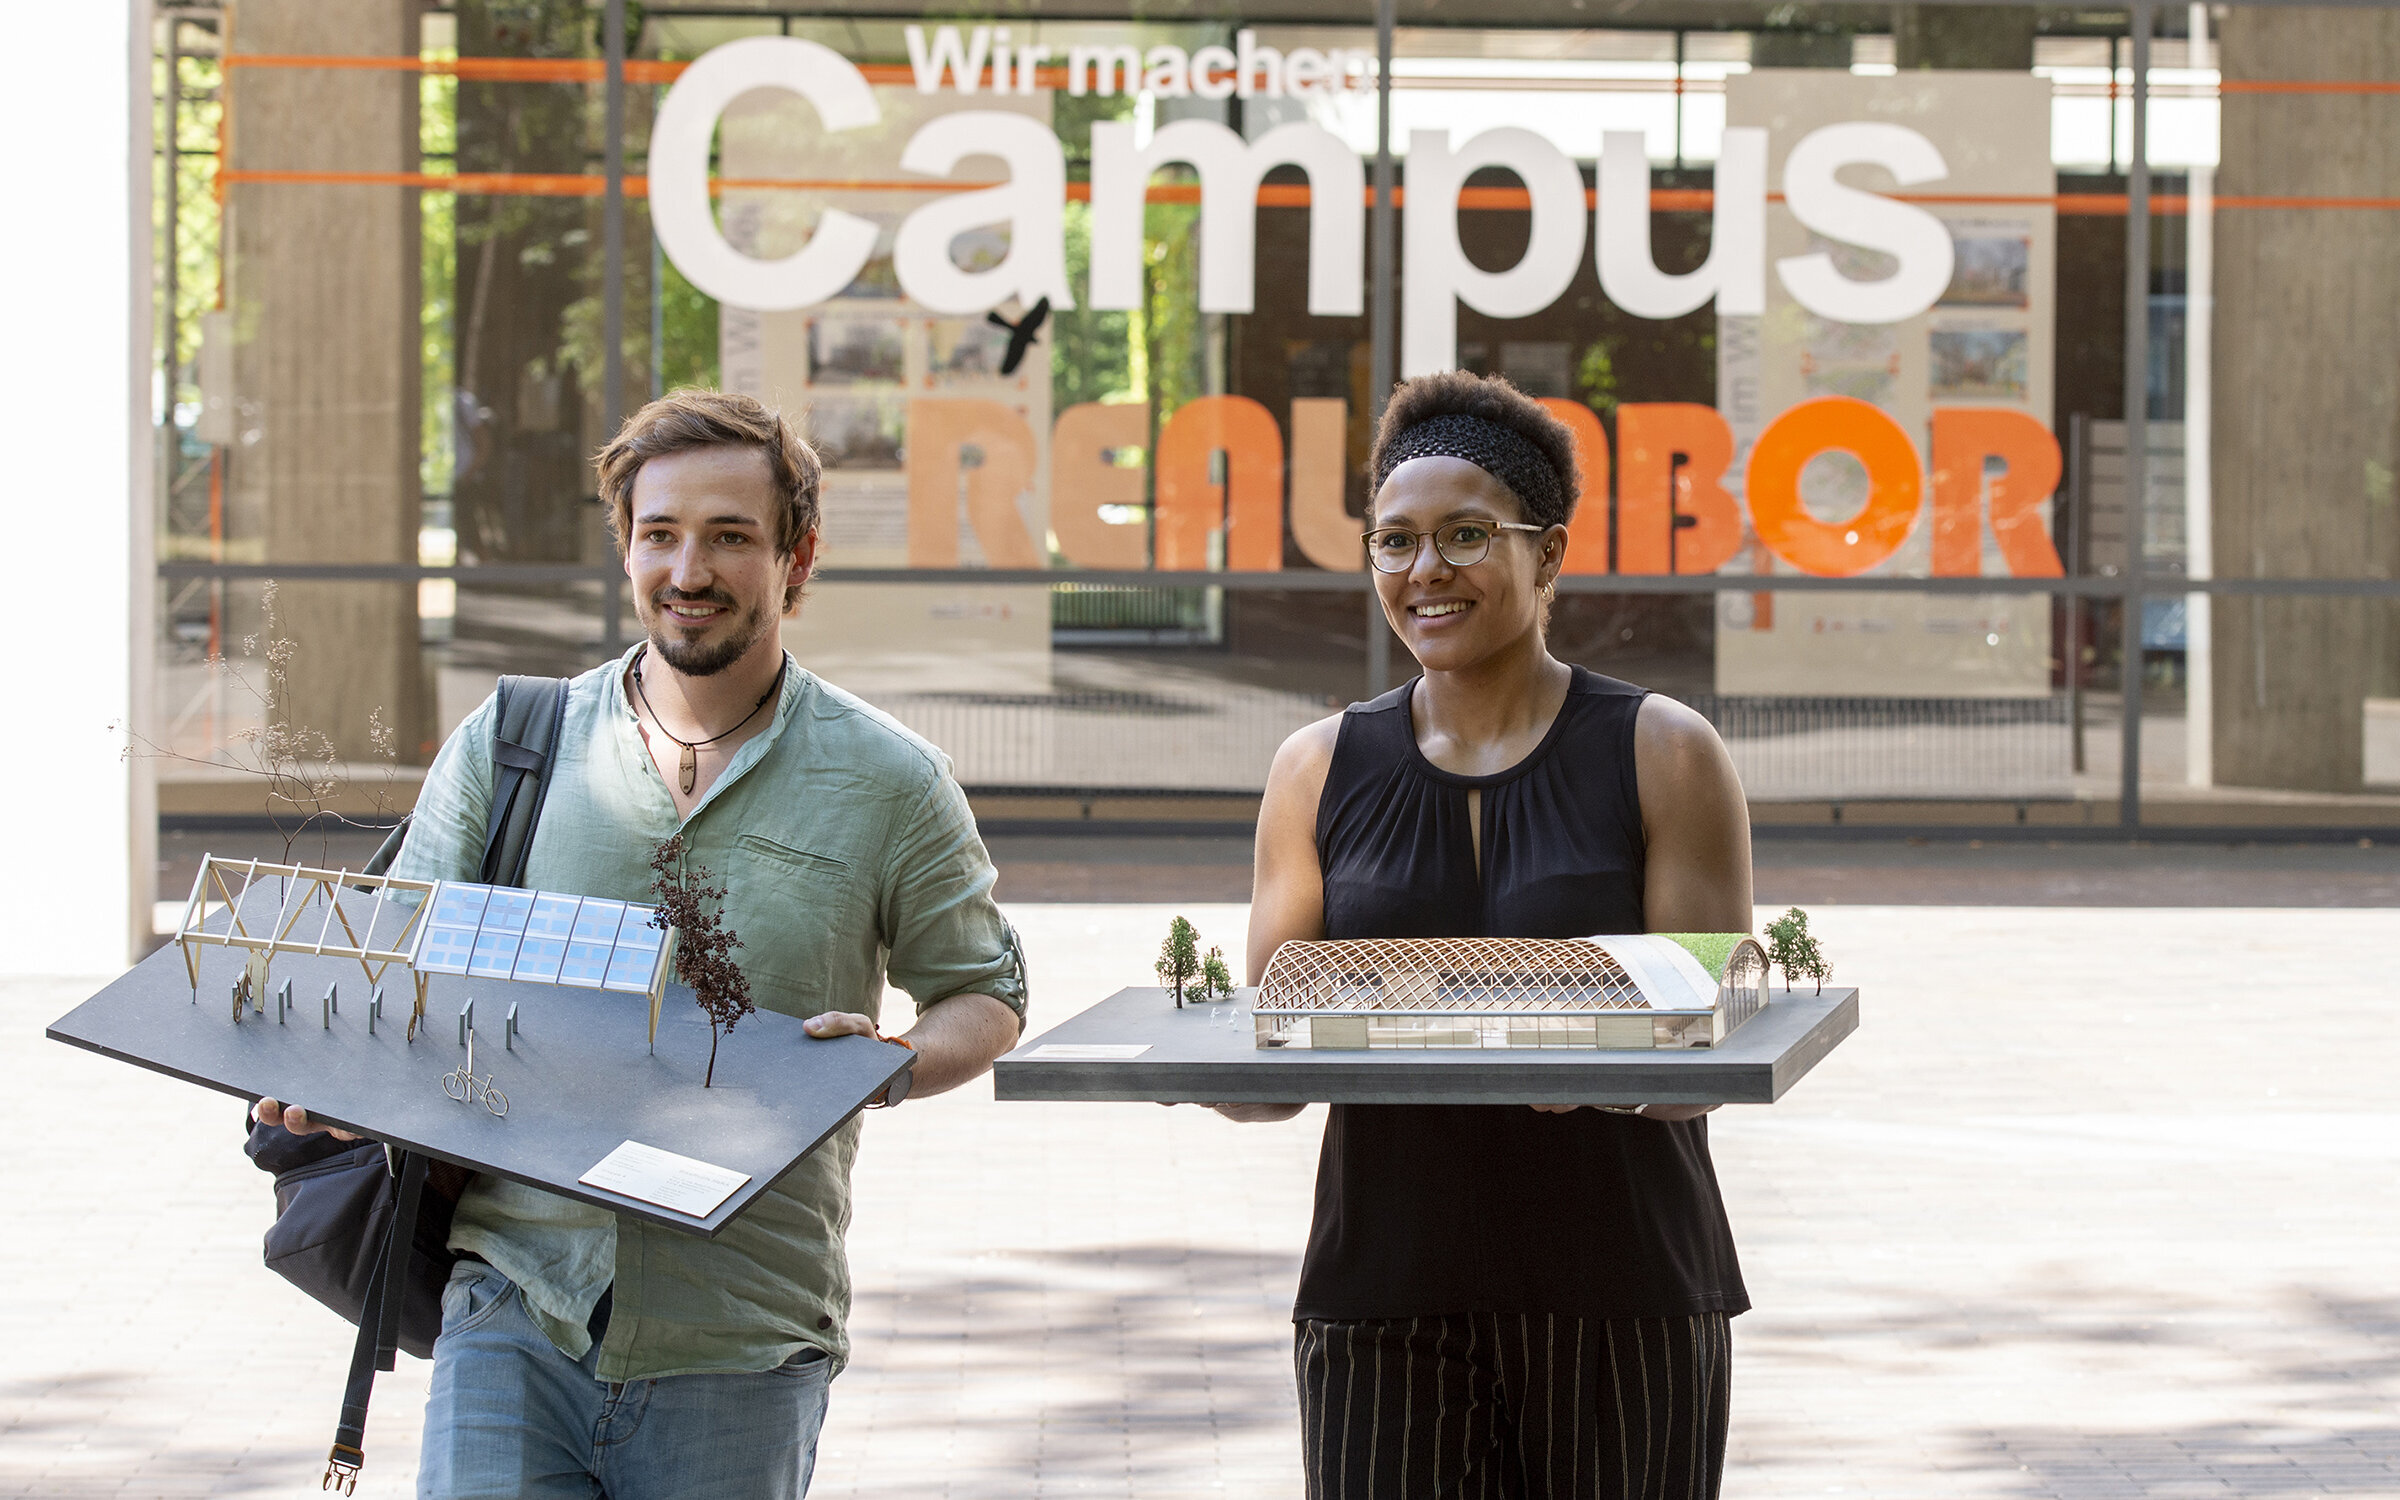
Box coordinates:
[986,297,1051,376]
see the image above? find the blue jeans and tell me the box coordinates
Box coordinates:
[419,1261,832,1500]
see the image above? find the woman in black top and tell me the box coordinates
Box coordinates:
[1230,371,1754,1499]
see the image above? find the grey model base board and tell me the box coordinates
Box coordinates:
[47,934,911,1238]
[995,988,1859,1106]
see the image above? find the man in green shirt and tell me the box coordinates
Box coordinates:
[257,391,1026,1498]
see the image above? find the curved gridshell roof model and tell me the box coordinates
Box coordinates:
[1252,933,1767,1016]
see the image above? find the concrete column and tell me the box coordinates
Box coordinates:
[1,1,153,970]
[2183,3,2214,787]
[225,0,431,762]
[2212,9,2400,791]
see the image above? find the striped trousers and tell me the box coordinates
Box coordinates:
[1293,1312,1731,1500]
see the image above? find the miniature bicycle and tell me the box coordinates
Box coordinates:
[440,1032,508,1117]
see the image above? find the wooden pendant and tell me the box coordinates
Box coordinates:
[679,743,697,795]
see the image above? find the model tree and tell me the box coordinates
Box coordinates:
[1201,946,1234,1001]
[1155,916,1201,1008]
[1764,907,1832,995]
[650,835,755,1086]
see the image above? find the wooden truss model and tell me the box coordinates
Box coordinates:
[1250,933,1769,1051]
[174,857,437,1037]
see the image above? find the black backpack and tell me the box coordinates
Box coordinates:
[243,675,570,1492]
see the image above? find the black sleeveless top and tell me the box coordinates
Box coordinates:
[1293,667,1749,1323]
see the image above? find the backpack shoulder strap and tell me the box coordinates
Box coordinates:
[479,675,573,888]
[361,813,410,880]
[361,675,571,886]
[321,680,564,1490]
[323,1147,429,1492]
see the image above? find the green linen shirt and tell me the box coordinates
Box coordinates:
[390,646,1026,1381]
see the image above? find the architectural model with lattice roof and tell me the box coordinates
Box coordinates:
[1251,933,1767,1051]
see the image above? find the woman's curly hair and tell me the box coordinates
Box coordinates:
[1367,370,1581,529]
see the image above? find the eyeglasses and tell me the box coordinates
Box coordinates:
[1361,520,1548,574]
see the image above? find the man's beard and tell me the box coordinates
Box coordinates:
[641,587,774,678]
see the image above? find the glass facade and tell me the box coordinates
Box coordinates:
[152,1,2400,830]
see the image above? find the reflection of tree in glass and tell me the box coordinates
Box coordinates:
[162,49,224,396]
[1052,87,1138,417]
[451,0,633,564]
[1576,340,1620,419]
[1141,191,1206,428]
[650,835,754,1086]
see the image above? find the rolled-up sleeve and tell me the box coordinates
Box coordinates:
[388,696,496,887]
[876,764,1027,1024]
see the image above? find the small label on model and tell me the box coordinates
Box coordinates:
[579,1140,751,1219]
[1027,1043,1152,1060]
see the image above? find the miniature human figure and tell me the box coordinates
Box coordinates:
[1230,371,1755,1498]
[254,391,1027,1500]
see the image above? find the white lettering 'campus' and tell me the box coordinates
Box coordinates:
[890,111,1075,314]
[1088,119,1362,317]
[1401,127,1588,379]
[1776,121,1956,323]
[649,36,882,312]
[1596,128,1766,320]
[651,38,1962,362]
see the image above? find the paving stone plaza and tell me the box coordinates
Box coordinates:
[4,896,2393,1498]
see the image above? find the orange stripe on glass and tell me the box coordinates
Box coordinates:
[219,169,615,196]
[223,54,1064,89]
[2219,79,2400,94]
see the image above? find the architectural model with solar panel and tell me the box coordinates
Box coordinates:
[51,850,915,1235]
[172,854,681,1052]
[1249,933,1769,1052]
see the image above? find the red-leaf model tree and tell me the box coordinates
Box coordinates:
[650,835,755,1086]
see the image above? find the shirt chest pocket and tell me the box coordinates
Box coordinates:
[730,834,872,1018]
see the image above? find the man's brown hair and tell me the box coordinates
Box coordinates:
[595,390,823,611]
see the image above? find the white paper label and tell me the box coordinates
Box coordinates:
[1026,1043,1152,1060]
[579,1140,751,1219]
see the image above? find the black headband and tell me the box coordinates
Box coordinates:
[1372,412,1566,522]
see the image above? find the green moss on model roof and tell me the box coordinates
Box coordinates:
[1657,932,1746,981]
